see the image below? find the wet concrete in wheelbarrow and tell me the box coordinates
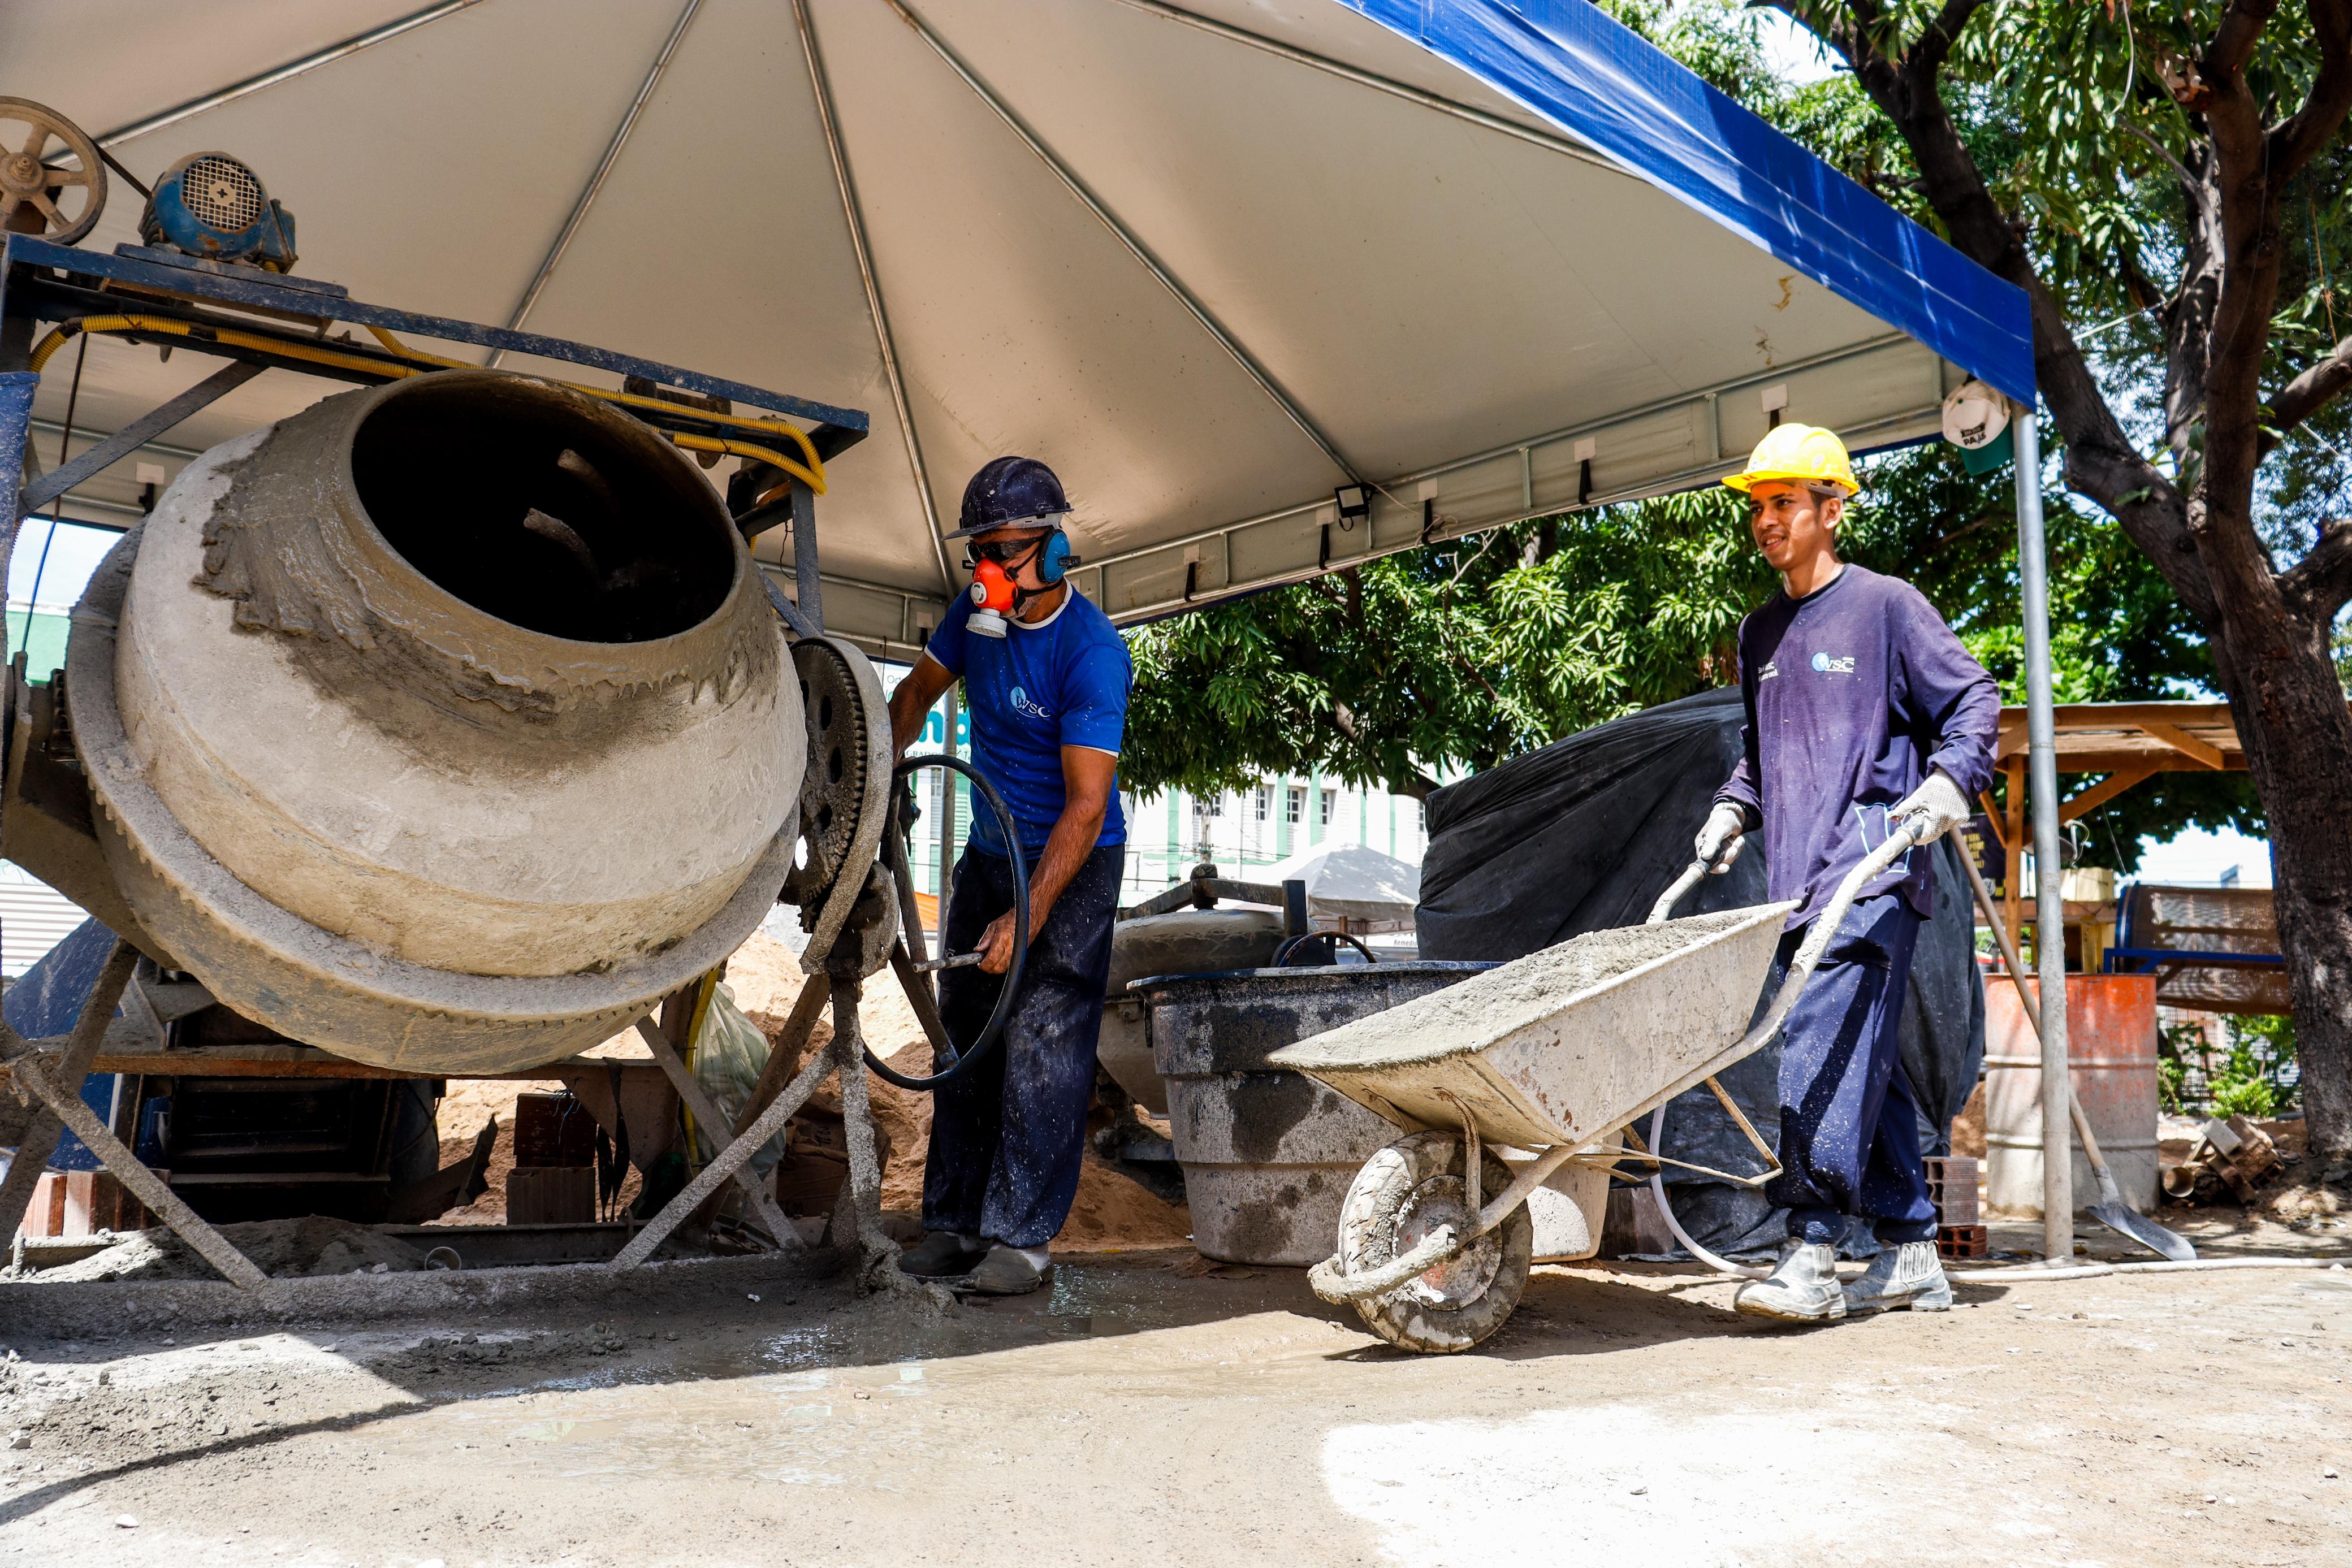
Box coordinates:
[0,1221,2346,1566]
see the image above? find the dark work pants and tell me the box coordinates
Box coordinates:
[922,842,1122,1249]
[1764,892,1938,1246]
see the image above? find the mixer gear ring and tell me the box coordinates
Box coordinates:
[783,635,893,971]
[0,98,106,246]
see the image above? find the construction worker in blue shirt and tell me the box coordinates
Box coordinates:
[884,457,1132,1296]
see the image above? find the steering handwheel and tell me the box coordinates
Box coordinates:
[864,754,1030,1091]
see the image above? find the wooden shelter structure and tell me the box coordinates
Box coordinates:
[1977,700,2247,950]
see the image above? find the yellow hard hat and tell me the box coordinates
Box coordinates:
[1723,423,1862,499]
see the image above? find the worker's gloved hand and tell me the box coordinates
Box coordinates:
[1891,768,1970,843]
[1694,803,1749,874]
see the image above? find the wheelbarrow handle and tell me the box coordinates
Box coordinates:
[1646,860,1713,925]
[1734,815,1927,1058]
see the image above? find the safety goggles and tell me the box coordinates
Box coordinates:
[966,536,1041,568]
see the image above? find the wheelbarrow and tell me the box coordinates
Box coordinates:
[1269,820,1927,1353]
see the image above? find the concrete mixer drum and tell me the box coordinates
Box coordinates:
[21,370,827,1076]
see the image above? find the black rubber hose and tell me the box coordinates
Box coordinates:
[1274,930,1378,967]
[863,753,1030,1091]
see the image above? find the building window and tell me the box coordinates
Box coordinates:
[1320,787,1336,826]
[1286,786,1304,824]
[1201,793,1223,818]
[1418,800,1427,833]
[1255,785,1272,821]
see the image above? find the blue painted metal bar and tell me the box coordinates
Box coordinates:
[19,361,261,514]
[2105,947,2285,970]
[2,236,868,435]
[0,371,37,669]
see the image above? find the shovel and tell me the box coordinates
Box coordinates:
[1952,840,2197,1262]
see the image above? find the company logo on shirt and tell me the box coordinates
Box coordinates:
[1009,685,1053,721]
[1758,660,1779,681]
[1810,651,1857,674]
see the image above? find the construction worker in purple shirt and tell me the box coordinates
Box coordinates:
[1693,425,2000,1323]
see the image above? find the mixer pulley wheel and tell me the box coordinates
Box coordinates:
[0,99,106,246]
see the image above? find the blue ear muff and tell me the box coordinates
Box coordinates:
[1037,527,1073,584]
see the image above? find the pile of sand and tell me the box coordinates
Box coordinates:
[729,932,1192,1252]
[40,1216,427,1283]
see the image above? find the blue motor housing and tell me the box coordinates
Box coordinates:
[140,151,297,271]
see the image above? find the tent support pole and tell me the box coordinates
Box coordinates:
[791,0,959,599]
[2013,408,2074,1264]
[880,0,1364,488]
[96,2,486,148]
[486,0,706,363]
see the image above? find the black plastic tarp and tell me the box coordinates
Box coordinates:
[1417,687,1985,1255]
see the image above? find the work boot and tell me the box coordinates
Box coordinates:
[1732,1240,1845,1323]
[965,1244,1052,1296]
[1841,1240,1953,1315]
[897,1231,985,1278]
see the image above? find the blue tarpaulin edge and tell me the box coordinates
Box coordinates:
[1339,0,2038,406]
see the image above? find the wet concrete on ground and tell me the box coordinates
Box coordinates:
[0,1219,2346,1567]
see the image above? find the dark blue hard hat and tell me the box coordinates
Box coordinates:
[948,456,1069,539]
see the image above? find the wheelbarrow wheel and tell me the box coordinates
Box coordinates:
[1336,1130,1532,1354]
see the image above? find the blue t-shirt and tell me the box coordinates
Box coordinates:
[926,586,1131,856]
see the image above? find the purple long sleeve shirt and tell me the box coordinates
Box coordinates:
[1712,565,2000,926]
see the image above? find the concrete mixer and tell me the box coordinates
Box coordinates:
[42,371,806,1074]
[0,207,985,1287]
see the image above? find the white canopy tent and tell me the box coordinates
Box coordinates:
[8,0,2079,1254]
[1255,842,1420,928]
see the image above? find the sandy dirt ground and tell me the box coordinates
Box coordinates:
[0,1215,2345,1567]
[416,934,1190,1250]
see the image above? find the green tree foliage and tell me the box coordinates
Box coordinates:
[1123,492,1770,800]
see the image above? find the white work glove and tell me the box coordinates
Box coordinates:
[1891,768,1970,843]
[1694,803,1749,874]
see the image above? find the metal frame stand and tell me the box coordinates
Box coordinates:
[610,968,904,1291]
[0,940,267,1287]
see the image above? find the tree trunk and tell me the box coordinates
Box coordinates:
[2215,607,2352,1162]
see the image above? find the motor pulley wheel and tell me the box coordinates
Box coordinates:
[0,99,106,245]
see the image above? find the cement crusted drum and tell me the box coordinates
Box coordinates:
[1138,964,1491,1266]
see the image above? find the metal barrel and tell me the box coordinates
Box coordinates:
[1135,962,1490,1265]
[1984,973,2161,1214]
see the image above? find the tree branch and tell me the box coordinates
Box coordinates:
[2268,0,2352,181]
[2262,333,2352,452]
[1904,0,1984,79]
[2203,0,2280,84]
[2280,517,2352,618]
[1786,1,2211,623]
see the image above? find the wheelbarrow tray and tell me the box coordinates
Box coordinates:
[1268,902,1797,1150]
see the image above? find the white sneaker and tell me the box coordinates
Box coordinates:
[1841,1240,1952,1314]
[1733,1240,1845,1323]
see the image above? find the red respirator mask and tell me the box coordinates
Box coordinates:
[967,557,1016,638]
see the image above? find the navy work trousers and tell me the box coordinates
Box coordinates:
[1763,892,1938,1245]
[922,842,1122,1249]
